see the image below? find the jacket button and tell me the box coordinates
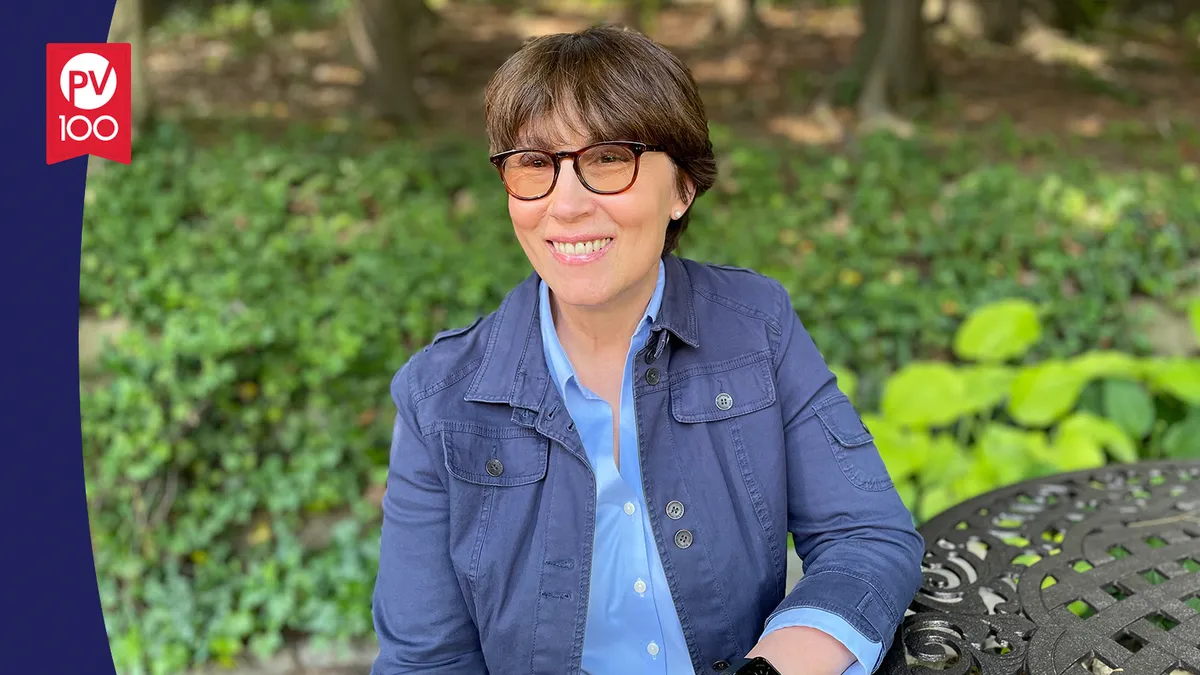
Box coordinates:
[485,458,504,477]
[715,393,733,410]
[665,500,685,520]
[645,368,660,385]
[712,661,730,671]
[674,529,693,549]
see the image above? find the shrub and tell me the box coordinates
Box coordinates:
[80,122,1199,673]
[853,297,1200,523]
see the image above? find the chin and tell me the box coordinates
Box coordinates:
[544,274,616,309]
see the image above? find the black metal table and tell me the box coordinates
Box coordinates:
[881,461,1200,675]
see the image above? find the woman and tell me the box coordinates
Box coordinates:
[370,25,924,675]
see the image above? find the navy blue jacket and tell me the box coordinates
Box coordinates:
[370,255,925,674]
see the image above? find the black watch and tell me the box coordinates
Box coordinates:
[723,656,781,674]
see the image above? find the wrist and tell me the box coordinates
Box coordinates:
[723,656,781,674]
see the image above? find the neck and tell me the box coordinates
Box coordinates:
[550,265,659,360]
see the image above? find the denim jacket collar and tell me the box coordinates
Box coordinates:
[463,254,699,409]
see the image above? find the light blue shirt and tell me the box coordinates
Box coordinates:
[537,260,883,674]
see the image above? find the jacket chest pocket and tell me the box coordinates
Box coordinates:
[442,426,550,487]
[669,350,777,424]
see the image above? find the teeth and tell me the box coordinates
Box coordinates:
[553,238,611,256]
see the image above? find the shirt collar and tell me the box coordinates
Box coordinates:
[538,259,666,397]
[464,255,695,409]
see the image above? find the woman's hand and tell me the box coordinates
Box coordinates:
[745,626,855,675]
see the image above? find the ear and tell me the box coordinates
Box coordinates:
[674,173,696,216]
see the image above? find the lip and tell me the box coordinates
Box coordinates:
[546,237,614,266]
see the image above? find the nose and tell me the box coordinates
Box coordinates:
[545,159,594,222]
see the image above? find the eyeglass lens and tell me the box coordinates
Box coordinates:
[501,144,639,198]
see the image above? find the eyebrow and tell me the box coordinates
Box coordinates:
[512,132,610,152]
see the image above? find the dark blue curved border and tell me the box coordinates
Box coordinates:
[1,2,118,673]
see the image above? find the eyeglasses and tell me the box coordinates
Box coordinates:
[489,141,666,201]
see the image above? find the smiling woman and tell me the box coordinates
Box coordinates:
[369,25,925,675]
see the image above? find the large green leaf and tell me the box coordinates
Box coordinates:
[1144,358,1200,405]
[1071,350,1144,381]
[881,361,969,428]
[1101,379,1155,440]
[974,423,1038,486]
[1056,411,1138,463]
[953,298,1042,363]
[917,434,971,488]
[953,461,1000,503]
[959,365,1017,416]
[1163,414,1200,459]
[863,414,931,482]
[1048,427,1107,472]
[919,486,957,522]
[830,364,858,406]
[1007,360,1089,427]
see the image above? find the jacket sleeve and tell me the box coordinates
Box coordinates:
[765,281,925,668]
[370,363,489,674]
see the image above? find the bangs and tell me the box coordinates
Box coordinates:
[484,29,692,155]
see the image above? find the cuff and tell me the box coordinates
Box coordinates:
[761,607,882,674]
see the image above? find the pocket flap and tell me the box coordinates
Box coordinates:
[813,393,873,447]
[670,351,777,424]
[443,427,549,487]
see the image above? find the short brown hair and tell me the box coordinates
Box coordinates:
[483,25,717,257]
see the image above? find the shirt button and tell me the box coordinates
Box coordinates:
[623,502,636,515]
[647,642,660,657]
[665,500,685,520]
[645,368,660,385]
[715,392,733,410]
[634,578,647,594]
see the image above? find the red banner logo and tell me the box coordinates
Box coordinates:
[46,43,132,165]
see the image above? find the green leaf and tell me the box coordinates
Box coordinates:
[894,479,918,513]
[953,461,1000,502]
[1163,415,1200,459]
[1056,411,1138,464]
[919,486,957,522]
[1144,358,1200,405]
[974,423,1038,485]
[917,434,971,489]
[1071,350,1143,381]
[1101,379,1155,439]
[1049,428,1107,472]
[830,364,858,406]
[882,361,969,428]
[865,414,932,481]
[1190,299,1200,342]
[958,365,1016,416]
[1008,360,1089,427]
[953,298,1042,363]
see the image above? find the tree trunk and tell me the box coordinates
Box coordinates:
[712,0,763,37]
[107,0,151,138]
[344,0,435,126]
[854,0,933,133]
[1051,0,1105,34]
[981,0,1024,44]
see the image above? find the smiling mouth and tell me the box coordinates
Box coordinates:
[550,238,613,256]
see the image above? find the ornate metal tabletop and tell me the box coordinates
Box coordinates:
[881,461,1200,675]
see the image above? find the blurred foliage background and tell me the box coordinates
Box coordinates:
[82,0,1200,672]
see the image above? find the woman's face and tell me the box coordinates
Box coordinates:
[506,121,691,313]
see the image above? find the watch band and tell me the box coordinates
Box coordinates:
[724,655,781,674]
